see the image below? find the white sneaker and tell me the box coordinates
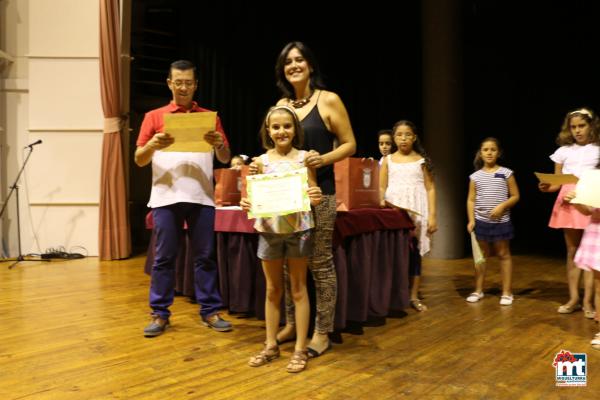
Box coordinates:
[499,295,514,306]
[466,292,484,303]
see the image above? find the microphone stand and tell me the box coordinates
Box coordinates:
[0,144,50,269]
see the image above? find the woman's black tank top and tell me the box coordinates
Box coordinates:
[301,105,336,194]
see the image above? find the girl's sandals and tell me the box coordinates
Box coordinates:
[248,345,280,367]
[583,308,597,319]
[466,292,484,303]
[286,350,308,373]
[410,299,428,312]
[557,303,582,314]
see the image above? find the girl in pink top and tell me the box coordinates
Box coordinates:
[539,108,600,317]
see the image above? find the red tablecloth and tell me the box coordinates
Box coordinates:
[214,209,254,233]
[334,208,413,245]
[145,207,413,234]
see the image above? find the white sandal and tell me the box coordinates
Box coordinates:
[466,292,484,303]
[499,295,514,306]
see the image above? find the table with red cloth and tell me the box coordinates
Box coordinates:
[144,208,414,329]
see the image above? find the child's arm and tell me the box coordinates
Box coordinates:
[307,166,322,206]
[423,167,437,234]
[467,180,476,233]
[490,174,520,220]
[379,156,388,207]
[240,157,264,212]
[564,190,593,215]
[538,163,562,193]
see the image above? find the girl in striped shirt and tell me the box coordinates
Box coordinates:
[466,137,520,305]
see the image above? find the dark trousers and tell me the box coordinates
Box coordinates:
[150,203,223,319]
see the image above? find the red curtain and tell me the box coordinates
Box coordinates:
[98,0,131,259]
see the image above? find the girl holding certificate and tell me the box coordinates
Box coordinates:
[241,105,322,373]
[379,120,437,311]
[539,108,600,317]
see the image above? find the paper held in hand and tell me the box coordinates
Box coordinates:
[470,231,485,265]
[534,172,578,185]
[246,167,311,218]
[162,112,216,152]
[570,169,600,208]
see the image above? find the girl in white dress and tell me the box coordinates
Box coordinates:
[379,120,437,311]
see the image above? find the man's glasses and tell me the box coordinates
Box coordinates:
[170,80,196,88]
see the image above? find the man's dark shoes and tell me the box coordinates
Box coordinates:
[202,313,233,332]
[144,315,169,337]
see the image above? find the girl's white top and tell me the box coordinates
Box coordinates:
[384,156,430,255]
[549,143,600,178]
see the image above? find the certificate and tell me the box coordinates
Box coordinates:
[246,167,311,218]
[534,172,578,185]
[571,169,600,208]
[162,112,216,152]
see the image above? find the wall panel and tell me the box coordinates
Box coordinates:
[29,0,99,58]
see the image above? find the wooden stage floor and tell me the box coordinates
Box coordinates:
[0,254,598,399]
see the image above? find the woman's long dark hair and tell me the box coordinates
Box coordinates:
[274,41,326,99]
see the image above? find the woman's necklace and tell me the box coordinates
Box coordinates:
[290,90,314,108]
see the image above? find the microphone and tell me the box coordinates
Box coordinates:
[24,139,42,149]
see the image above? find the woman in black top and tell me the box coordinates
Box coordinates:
[274,41,356,357]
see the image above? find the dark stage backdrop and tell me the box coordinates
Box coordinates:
[129,0,600,257]
[463,0,600,255]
